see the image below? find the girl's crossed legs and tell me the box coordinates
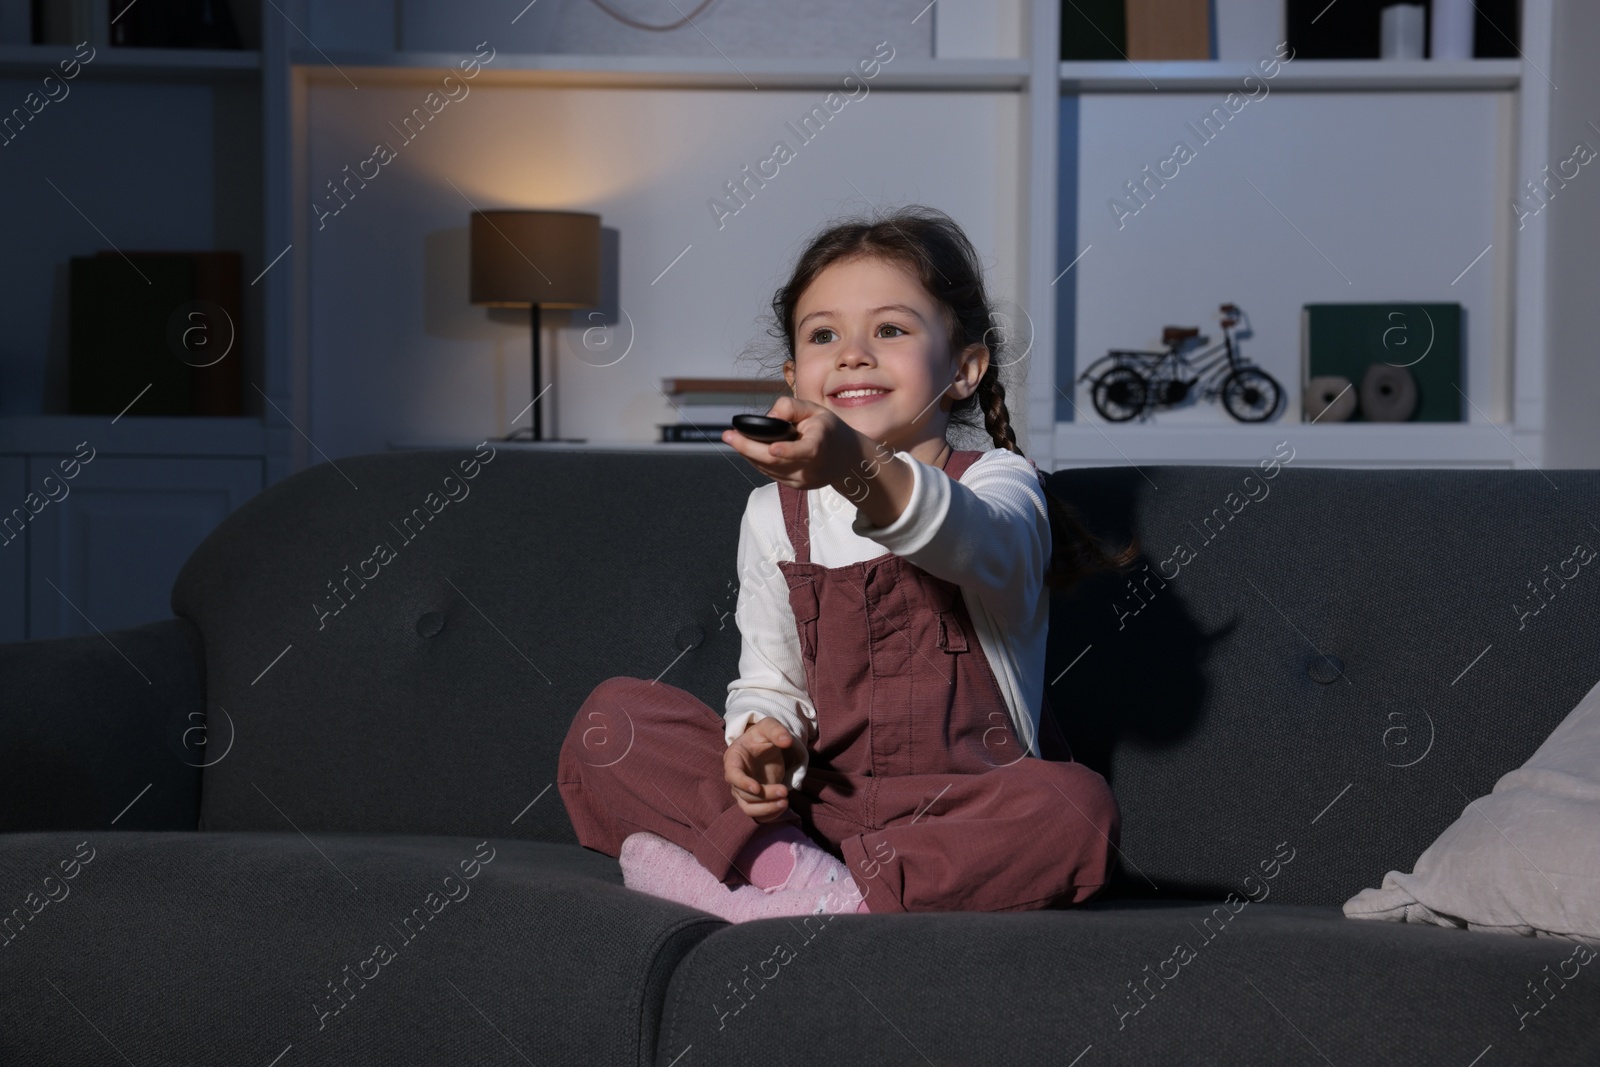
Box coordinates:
[557,676,1119,916]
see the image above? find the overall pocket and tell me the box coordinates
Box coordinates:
[786,577,820,661]
[930,582,969,653]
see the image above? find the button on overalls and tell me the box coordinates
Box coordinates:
[559,449,1120,913]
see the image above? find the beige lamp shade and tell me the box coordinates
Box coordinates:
[469,210,601,308]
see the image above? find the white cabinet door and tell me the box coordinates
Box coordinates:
[27,456,263,639]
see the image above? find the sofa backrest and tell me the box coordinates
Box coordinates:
[172,446,1600,907]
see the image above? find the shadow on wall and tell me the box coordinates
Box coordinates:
[1041,486,1219,782]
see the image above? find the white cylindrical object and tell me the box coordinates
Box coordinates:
[1430,0,1475,59]
[1380,4,1427,60]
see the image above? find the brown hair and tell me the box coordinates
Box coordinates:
[753,205,1139,593]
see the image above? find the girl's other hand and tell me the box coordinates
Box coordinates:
[724,716,799,822]
[721,395,861,493]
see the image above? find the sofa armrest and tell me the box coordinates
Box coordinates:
[0,618,206,832]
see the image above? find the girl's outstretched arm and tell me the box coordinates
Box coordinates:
[852,448,1051,634]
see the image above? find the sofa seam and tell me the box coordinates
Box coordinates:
[638,915,725,1067]
[177,615,208,833]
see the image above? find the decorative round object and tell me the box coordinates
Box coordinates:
[1091,366,1148,422]
[1305,375,1356,422]
[1360,363,1419,422]
[1220,367,1281,422]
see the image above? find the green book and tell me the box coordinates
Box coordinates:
[1061,0,1126,60]
[1303,303,1463,422]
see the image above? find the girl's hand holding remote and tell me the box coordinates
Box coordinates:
[721,395,864,493]
[724,716,800,822]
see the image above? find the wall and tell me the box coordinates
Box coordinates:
[309,0,936,57]
[305,80,1021,455]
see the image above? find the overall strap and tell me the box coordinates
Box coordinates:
[777,483,811,564]
[942,449,984,482]
[948,448,1048,492]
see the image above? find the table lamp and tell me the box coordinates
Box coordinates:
[469,210,602,442]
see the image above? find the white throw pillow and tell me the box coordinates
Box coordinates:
[1343,675,1600,942]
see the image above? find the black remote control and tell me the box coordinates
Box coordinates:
[731,414,800,442]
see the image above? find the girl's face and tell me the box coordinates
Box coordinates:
[784,255,987,457]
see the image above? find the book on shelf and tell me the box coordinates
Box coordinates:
[1060,0,1126,61]
[30,0,250,48]
[1125,0,1211,60]
[110,0,243,48]
[659,423,737,444]
[70,250,244,417]
[659,376,785,444]
[31,0,107,45]
[1302,303,1462,423]
[661,377,786,397]
[663,402,777,425]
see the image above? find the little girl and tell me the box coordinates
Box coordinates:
[558,205,1137,921]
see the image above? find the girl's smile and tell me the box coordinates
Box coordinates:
[828,386,892,407]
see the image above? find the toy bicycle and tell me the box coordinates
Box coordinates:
[1076,303,1283,423]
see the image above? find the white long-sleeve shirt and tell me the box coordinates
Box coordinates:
[723,446,1052,789]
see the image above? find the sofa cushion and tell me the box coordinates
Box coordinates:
[1344,672,1600,938]
[0,831,721,1066]
[656,900,1600,1066]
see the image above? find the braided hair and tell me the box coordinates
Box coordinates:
[757,205,1139,592]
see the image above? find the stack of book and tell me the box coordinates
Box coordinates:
[659,378,786,444]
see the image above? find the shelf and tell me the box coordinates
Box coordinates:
[293,51,1029,91]
[1052,422,1529,468]
[390,438,735,452]
[0,416,267,457]
[1058,58,1521,93]
[0,44,260,80]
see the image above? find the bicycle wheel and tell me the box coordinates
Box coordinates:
[1092,367,1148,422]
[1221,368,1281,422]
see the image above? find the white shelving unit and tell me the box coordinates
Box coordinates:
[0,43,261,77]
[1,0,1562,487]
[273,1,1561,472]
[1056,58,1521,92]
[0,31,271,639]
[291,50,1030,90]
[1033,2,1556,470]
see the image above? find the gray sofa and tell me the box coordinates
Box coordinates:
[3,444,1598,1066]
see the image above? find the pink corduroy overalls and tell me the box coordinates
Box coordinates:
[558,449,1120,913]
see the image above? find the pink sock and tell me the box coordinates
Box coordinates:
[620,833,866,923]
[733,822,806,889]
[733,822,851,892]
